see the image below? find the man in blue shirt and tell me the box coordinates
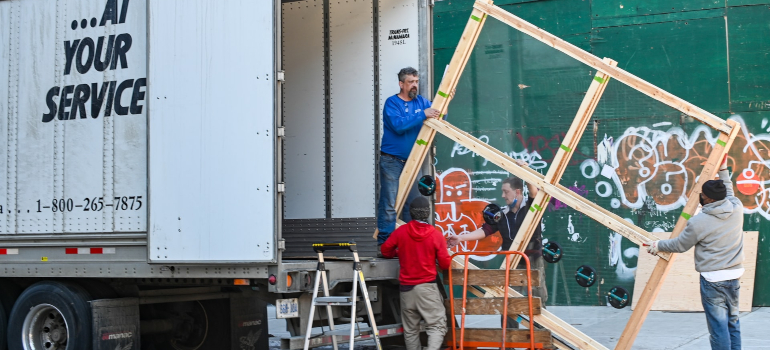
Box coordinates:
[377,67,441,255]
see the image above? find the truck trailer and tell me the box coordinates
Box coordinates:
[0,0,433,348]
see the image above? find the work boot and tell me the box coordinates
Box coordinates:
[377,244,384,258]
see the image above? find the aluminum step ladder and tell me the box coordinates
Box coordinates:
[303,242,382,350]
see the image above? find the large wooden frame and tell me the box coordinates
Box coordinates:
[382,1,742,349]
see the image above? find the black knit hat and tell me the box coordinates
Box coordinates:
[410,196,430,209]
[702,180,726,201]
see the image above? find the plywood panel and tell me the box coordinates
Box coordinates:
[632,231,758,312]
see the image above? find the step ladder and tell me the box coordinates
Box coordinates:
[446,251,553,349]
[303,242,382,350]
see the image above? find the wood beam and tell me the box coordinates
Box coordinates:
[445,297,542,315]
[443,269,540,286]
[426,118,672,260]
[372,2,492,238]
[500,58,617,271]
[614,119,741,349]
[446,328,554,348]
[472,1,732,135]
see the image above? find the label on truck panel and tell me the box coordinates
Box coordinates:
[97,326,137,350]
[1,0,147,233]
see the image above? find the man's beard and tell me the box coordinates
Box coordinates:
[408,88,417,99]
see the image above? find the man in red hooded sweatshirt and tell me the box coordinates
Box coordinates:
[381,196,451,350]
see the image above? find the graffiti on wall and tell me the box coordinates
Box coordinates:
[450,134,551,172]
[435,116,769,266]
[581,116,770,219]
[434,168,502,261]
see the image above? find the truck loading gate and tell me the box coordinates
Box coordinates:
[388,1,740,349]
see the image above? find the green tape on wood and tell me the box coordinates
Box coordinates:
[471,15,482,22]
[594,76,606,84]
[717,139,727,147]
[416,139,428,146]
[439,114,445,119]
[681,212,692,220]
[529,206,536,213]
[437,90,448,98]
[560,144,572,152]
[533,204,542,211]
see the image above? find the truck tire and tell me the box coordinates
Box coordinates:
[0,300,6,350]
[0,281,21,350]
[7,281,92,350]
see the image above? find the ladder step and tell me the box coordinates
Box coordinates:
[315,296,355,303]
[314,301,354,306]
[445,328,553,349]
[320,327,372,336]
[445,297,542,315]
[314,296,364,306]
[443,269,540,287]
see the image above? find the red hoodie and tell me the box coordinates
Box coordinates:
[381,221,452,286]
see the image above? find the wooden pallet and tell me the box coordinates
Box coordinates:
[445,268,553,349]
[382,1,741,349]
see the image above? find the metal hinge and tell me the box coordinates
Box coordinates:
[277,126,285,137]
[278,239,286,251]
[277,183,286,193]
[277,70,285,82]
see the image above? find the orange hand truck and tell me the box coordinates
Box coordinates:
[447,251,543,349]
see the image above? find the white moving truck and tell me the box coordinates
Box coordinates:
[0,0,433,348]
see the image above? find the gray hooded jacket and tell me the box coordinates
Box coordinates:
[657,169,744,273]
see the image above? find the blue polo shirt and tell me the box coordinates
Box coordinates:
[381,94,432,160]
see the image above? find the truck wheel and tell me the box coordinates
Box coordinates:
[7,281,92,350]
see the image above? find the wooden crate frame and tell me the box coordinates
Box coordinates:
[381,1,742,349]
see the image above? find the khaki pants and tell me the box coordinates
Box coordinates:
[400,283,447,350]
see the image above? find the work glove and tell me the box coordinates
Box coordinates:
[645,241,660,256]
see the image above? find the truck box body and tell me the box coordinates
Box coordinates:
[0,1,430,348]
[0,0,430,276]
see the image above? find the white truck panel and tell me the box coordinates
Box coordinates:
[147,0,275,262]
[282,0,327,219]
[1,0,147,234]
[329,0,376,218]
[378,0,421,135]
[0,1,11,234]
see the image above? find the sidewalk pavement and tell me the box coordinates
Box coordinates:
[268,304,769,349]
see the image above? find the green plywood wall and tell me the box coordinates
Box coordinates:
[433,0,770,306]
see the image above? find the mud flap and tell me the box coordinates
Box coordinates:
[91,298,140,350]
[230,294,269,350]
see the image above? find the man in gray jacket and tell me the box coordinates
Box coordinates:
[646,156,744,350]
